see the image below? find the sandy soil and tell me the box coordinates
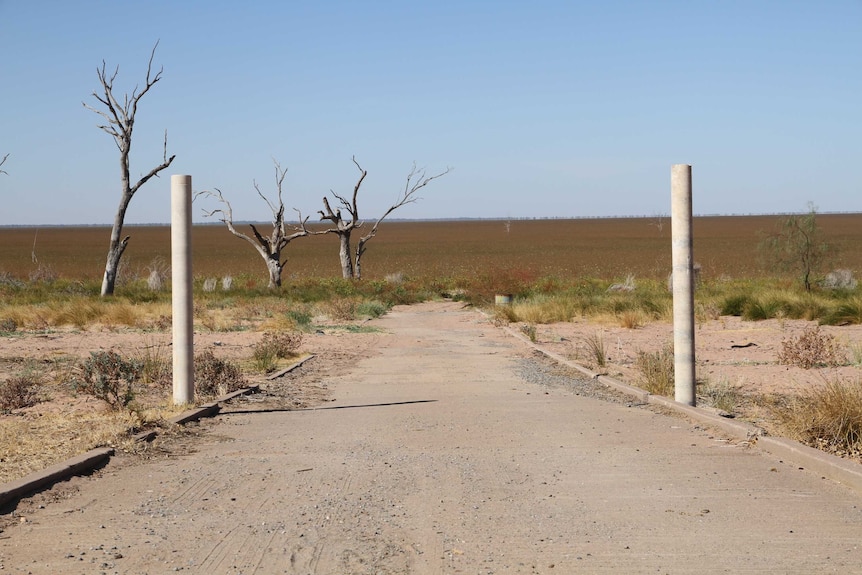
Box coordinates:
[2,301,862,574]
[2,310,862,477]
[532,315,862,397]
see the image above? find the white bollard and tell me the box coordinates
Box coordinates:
[671,164,696,406]
[171,175,194,405]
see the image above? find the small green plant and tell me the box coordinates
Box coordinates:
[194,350,246,398]
[252,331,302,373]
[0,372,41,412]
[636,344,674,396]
[520,323,537,343]
[583,332,607,368]
[777,326,846,369]
[73,350,142,410]
[355,300,389,319]
[286,308,313,329]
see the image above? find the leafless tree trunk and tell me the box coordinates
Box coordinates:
[200,160,313,289]
[83,41,176,296]
[319,157,450,279]
[318,158,366,279]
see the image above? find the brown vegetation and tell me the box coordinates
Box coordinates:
[2,214,861,285]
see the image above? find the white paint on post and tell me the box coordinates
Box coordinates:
[671,164,696,406]
[171,175,194,405]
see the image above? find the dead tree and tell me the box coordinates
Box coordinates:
[0,153,8,175]
[319,157,450,279]
[83,41,176,296]
[200,161,312,289]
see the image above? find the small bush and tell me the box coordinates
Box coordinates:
[73,350,142,410]
[252,331,303,373]
[325,297,358,321]
[194,350,246,398]
[356,300,389,319]
[636,344,674,396]
[777,326,845,369]
[286,308,313,329]
[0,317,17,333]
[0,373,41,411]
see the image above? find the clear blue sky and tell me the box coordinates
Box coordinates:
[1,1,859,225]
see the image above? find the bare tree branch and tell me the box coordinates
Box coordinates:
[355,164,452,277]
[320,158,451,279]
[84,41,175,296]
[0,153,8,175]
[200,160,312,288]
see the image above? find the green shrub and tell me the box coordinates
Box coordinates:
[356,300,389,319]
[286,308,313,329]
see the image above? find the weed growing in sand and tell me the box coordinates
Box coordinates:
[698,378,740,414]
[636,344,674,396]
[0,370,42,412]
[777,325,846,369]
[583,332,607,368]
[137,341,172,388]
[252,331,303,373]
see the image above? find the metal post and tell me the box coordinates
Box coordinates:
[171,175,194,405]
[671,164,696,406]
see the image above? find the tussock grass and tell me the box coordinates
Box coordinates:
[636,344,675,396]
[583,332,607,368]
[774,378,862,458]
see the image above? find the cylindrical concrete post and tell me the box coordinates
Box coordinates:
[671,164,696,406]
[171,175,194,405]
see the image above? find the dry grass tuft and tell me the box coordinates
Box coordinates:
[583,332,607,368]
[251,331,303,373]
[636,344,675,396]
[774,378,862,459]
